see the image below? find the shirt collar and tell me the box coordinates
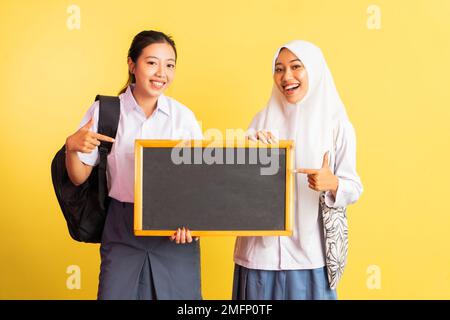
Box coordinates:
[123,84,170,117]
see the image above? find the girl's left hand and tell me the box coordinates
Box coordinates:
[169,227,199,244]
[294,152,339,195]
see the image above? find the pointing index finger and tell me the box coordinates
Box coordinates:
[93,133,115,143]
[292,168,318,175]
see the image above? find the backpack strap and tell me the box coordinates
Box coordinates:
[95,95,120,210]
[96,95,121,150]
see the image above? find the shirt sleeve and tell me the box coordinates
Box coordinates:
[189,112,204,140]
[324,119,363,208]
[76,101,100,166]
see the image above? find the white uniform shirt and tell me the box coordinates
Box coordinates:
[77,85,203,203]
[233,119,363,270]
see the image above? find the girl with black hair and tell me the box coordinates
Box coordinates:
[65,30,202,300]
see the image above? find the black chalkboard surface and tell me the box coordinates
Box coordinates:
[134,140,294,236]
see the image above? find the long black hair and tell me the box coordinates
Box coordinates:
[118,30,177,94]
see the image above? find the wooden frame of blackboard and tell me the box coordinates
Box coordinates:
[134,140,294,236]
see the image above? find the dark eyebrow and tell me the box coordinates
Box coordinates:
[145,56,176,62]
[275,59,302,66]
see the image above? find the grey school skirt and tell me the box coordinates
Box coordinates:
[97,198,202,300]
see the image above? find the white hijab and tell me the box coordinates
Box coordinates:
[249,40,349,244]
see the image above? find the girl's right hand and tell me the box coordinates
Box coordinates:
[247,130,278,144]
[65,117,115,153]
[170,227,199,244]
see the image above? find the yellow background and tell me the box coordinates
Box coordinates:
[1,0,449,299]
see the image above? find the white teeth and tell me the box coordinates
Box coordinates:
[151,81,164,88]
[285,84,300,90]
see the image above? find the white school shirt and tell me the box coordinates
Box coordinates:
[233,119,363,270]
[77,85,203,203]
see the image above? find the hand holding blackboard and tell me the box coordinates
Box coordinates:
[169,227,199,244]
[247,130,278,144]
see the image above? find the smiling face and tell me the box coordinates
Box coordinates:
[273,48,309,104]
[128,42,176,98]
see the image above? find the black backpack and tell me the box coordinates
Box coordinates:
[51,96,120,243]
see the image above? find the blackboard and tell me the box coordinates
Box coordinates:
[134,140,293,236]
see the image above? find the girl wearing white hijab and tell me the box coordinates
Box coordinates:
[232,40,363,300]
